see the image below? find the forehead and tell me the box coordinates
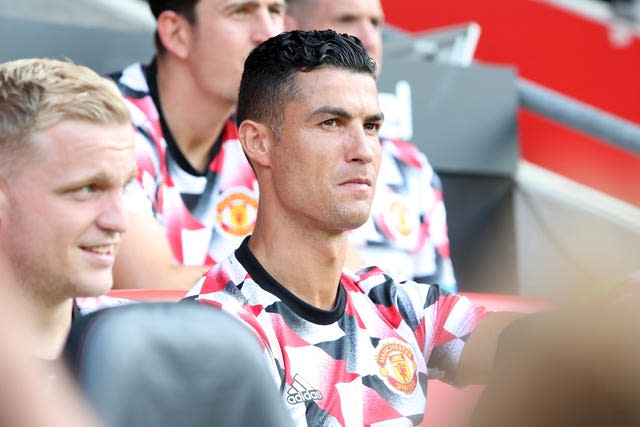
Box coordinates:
[29,121,136,176]
[290,67,379,113]
[312,0,383,23]
[35,120,133,152]
[199,0,285,11]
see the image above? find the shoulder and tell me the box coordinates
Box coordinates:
[186,255,247,300]
[109,62,149,97]
[221,115,240,142]
[348,267,482,321]
[346,267,441,321]
[349,266,437,296]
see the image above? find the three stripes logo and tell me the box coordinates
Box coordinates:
[286,374,324,405]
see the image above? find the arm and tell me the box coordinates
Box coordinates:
[466,277,640,425]
[469,294,640,427]
[455,311,528,385]
[113,211,206,290]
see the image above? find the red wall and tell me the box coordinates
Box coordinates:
[382,0,640,206]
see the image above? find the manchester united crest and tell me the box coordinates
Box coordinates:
[378,193,419,247]
[375,339,418,395]
[215,187,258,237]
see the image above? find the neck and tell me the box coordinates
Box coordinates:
[30,297,74,360]
[248,216,347,310]
[0,261,74,359]
[156,55,234,173]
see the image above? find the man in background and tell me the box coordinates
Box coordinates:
[111,0,286,289]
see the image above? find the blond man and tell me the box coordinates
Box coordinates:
[0,58,137,359]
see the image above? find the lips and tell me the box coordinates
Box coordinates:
[80,244,117,256]
[340,177,372,186]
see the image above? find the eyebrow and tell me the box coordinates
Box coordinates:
[222,1,258,12]
[223,0,284,12]
[55,167,138,192]
[309,106,384,123]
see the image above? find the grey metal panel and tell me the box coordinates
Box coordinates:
[376,56,520,292]
[377,59,519,177]
[0,17,153,75]
[0,0,155,31]
[440,173,518,294]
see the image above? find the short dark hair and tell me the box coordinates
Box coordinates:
[237,29,377,130]
[148,0,199,54]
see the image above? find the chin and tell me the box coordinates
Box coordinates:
[76,274,113,297]
[342,211,371,231]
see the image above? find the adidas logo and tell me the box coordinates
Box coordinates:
[286,374,324,405]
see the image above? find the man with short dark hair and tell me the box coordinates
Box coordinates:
[187,30,520,425]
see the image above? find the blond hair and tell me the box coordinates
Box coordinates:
[0,58,130,172]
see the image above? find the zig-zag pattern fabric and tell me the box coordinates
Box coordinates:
[186,238,486,426]
[350,137,457,291]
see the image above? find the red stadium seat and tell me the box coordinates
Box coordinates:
[107,289,186,301]
[459,292,553,313]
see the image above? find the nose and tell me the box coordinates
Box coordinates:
[97,190,129,234]
[346,126,377,164]
[251,8,283,45]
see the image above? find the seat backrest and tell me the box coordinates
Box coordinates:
[65,302,293,427]
[107,288,186,302]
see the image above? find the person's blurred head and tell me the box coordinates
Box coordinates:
[0,58,137,303]
[286,0,384,68]
[150,0,286,105]
[237,30,383,233]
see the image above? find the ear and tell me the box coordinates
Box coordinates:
[284,15,300,32]
[238,120,273,170]
[156,10,192,59]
